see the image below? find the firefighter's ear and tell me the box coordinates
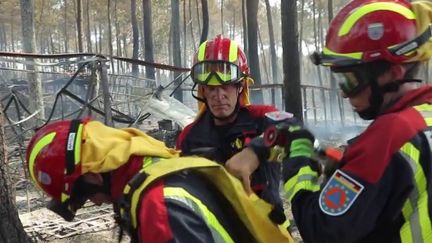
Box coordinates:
[237,84,244,94]
[390,64,406,81]
[378,64,405,86]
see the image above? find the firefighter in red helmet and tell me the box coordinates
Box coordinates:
[176,35,289,227]
[226,0,432,242]
[26,119,294,243]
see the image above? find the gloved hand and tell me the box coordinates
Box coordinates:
[264,123,315,159]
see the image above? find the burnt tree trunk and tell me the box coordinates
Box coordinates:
[282,0,303,120]
[131,0,139,75]
[264,0,279,105]
[76,0,83,53]
[143,0,156,81]
[0,105,32,242]
[199,0,209,44]
[171,0,183,102]
[246,0,263,104]
[20,0,45,121]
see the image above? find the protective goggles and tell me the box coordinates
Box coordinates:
[333,72,367,97]
[191,61,244,85]
[332,60,394,97]
[331,66,372,97]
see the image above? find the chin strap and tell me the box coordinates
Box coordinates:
[359,78,422,120]
[379,79,422,93]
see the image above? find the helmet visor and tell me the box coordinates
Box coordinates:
[310,51,363,67]
[191,61,243,85]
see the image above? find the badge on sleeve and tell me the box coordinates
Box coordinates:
[319,170,364,216]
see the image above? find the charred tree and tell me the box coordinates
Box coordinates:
[199,0,208,44]
[107,0,114,70]
[76,0,83,53]
[171,0,183,101]
[0,104,31,243]
[63,0,68,52]
[85,0,92,52]
[282,0,303,120]
[264,0,279,105]
[246,0,263,104]
[20,0,45,121]
[131,0,139,75]
[143,0,156,81]
[242,0,248,55]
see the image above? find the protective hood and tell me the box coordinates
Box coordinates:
[409,1,432,62]
[80,121,180,173]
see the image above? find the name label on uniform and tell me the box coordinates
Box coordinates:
[319,169,364,216]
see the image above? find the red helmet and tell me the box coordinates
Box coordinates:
[26,119,84,206]
[312,0,429,67]
[191,35,249,86]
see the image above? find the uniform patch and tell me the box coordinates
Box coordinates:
[319,170,363,216]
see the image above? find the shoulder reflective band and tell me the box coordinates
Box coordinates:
[164,187,234,243]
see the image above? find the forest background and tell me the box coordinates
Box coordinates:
[1,0,431,242]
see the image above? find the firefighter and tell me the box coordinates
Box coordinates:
[26,119,293,243]
[176,35,287,226]
[226,0,432,242]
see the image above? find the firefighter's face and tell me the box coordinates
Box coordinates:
[341,63,408,117]
[342,86,372,114]
[202,84,242,124]
[80,173,112,205]
[87,193,112,205]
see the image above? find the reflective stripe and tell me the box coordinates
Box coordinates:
[74,124,83,165]
[339,2,415,37]
[284,166,320,202]
[129,157,159,227]
[28,132,56,189]
[61,192,69,203]
[399,142,432,242]
[127,157,218,228]
[228,41,238,63]
[198,41,208,62]
[413,104,432,112]
[323,47,363,60]
[290,138,314,158]
[164,187,234,243]
[120,156,293,242]
[142,156,153,168]
[413,104,432,127]
[281,218,291,229]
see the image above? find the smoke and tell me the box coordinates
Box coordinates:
[307,122,368,147]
